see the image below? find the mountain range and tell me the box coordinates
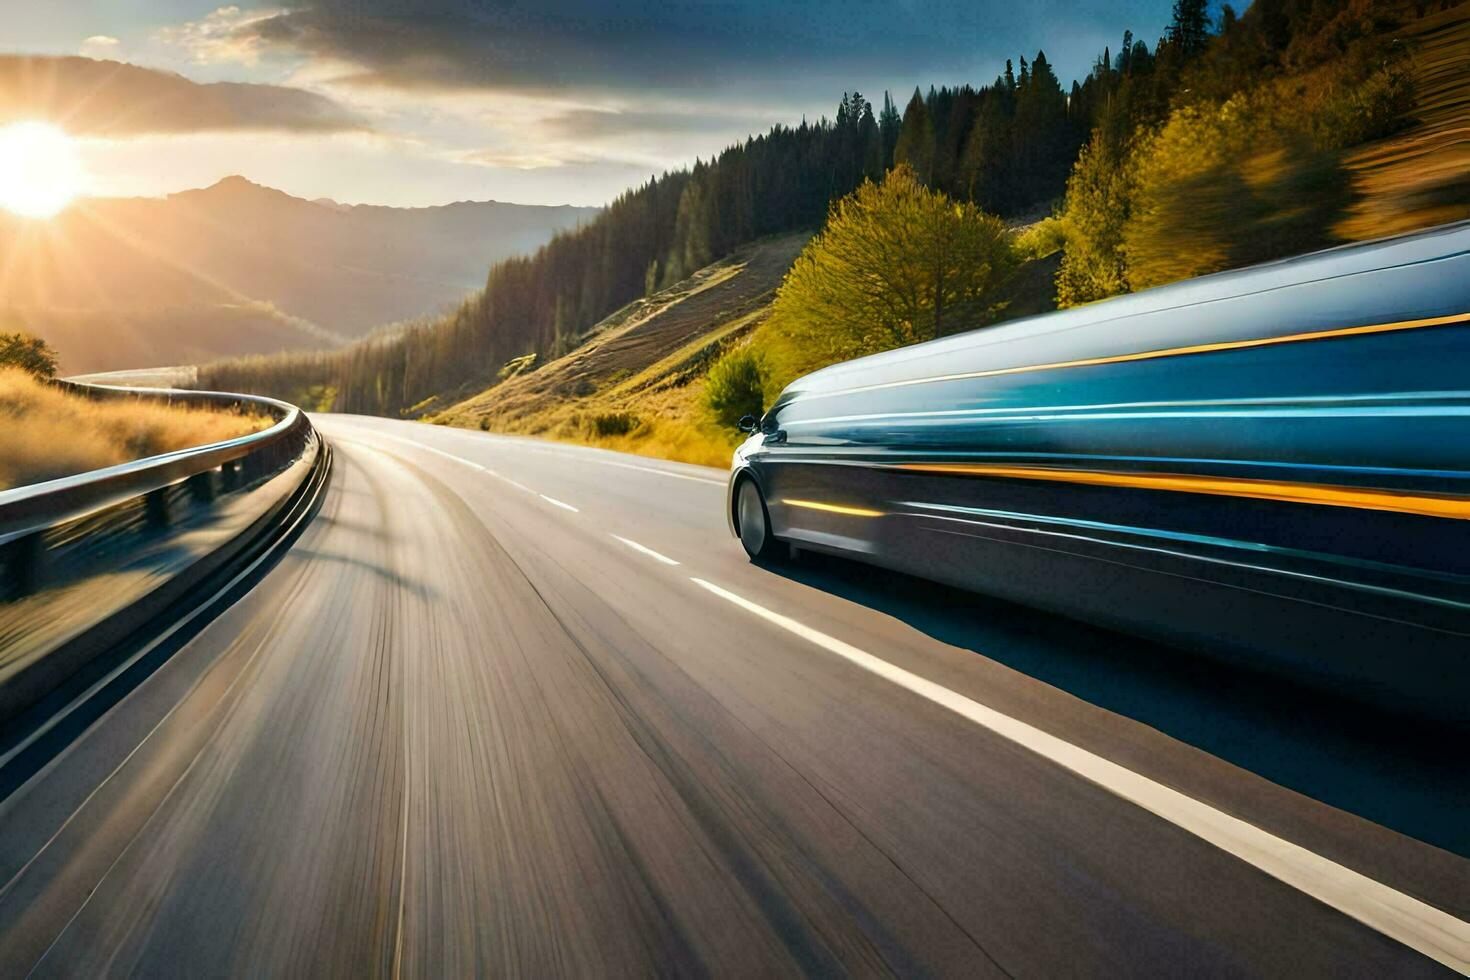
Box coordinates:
[0,176,599,373]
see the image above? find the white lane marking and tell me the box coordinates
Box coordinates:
[610,534,681,566]
[357,431,486,472]
[490,471,536,494]
[409,442,487,472]
[689,576,1470,972]
[539,494,579,512]
[353,429,542,495]
[580,457,725,486]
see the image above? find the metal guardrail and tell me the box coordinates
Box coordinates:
[1,381,317,596]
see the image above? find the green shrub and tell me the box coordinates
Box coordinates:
[0,332,59,379]
[587,411,639,437]
[703,347,766,428]
[1014,216,1067,261]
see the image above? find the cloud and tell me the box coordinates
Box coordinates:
[540,107,772,142]
[79,36,121,59]
[197,0,1171,99]
[156,6,282,67]
[215,2,906,94]
[141,0,1175,184]
[457,147,593,170]
[0,55,368,137]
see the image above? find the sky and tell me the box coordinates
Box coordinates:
[0,0,1178,208]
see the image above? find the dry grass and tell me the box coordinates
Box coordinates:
[0,369,269,490]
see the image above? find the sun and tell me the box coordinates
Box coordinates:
[0,122,86,219]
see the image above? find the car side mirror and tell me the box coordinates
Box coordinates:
[737,415,759,433]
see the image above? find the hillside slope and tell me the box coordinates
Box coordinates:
[432,232,810,464]
[0,177,597,373]
[1340,1,1470,238]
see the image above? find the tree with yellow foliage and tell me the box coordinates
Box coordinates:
[770,166,1015,366]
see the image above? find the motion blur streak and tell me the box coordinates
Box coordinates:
[807,311,1470,401]
[0,417,1459,976]
[893,464,1470,520]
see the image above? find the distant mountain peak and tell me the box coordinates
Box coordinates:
[203,174,272,194]
[174,174,296,207]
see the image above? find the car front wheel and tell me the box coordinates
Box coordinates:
[736,478,780,561]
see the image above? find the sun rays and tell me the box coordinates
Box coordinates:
[0,121,85,218]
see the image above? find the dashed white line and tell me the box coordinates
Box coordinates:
[688,576,1470,972]
[610,535,681,566]
[361,429,693,566]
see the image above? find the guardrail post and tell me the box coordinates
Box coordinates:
[1,532,43,600]
[187,470,217,505]
[221,460,241,492]
[144,488,170,528]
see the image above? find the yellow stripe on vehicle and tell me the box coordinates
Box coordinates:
[895,463,1470,521]
[782,498,885,517]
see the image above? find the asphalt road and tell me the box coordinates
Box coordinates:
[0,414,1464,976]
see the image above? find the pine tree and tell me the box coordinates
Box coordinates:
[878,91,901,167]
[893,88,936,183]
[859,101,884,180]
[1167,0,1211,59]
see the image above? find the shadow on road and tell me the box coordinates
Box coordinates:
[764,550,1468,858]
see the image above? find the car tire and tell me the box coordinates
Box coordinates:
[736,478,780,561]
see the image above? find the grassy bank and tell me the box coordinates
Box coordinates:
[0,369,268,490]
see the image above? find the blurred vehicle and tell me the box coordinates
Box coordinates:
[728,222,1470,721]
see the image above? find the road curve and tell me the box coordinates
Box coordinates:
[0,415,1463,976]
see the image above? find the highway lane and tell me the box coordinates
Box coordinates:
[0,414,1464,975]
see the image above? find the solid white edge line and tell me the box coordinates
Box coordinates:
[360,430,544,494]
[539,494,579,512]
[444,433,725,485]
[583,458,725,485]
[358,431,486,472]
[345,421,725,485]
[688,576,1470,972]
[412,443,486,472]
[610,534,681,566]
